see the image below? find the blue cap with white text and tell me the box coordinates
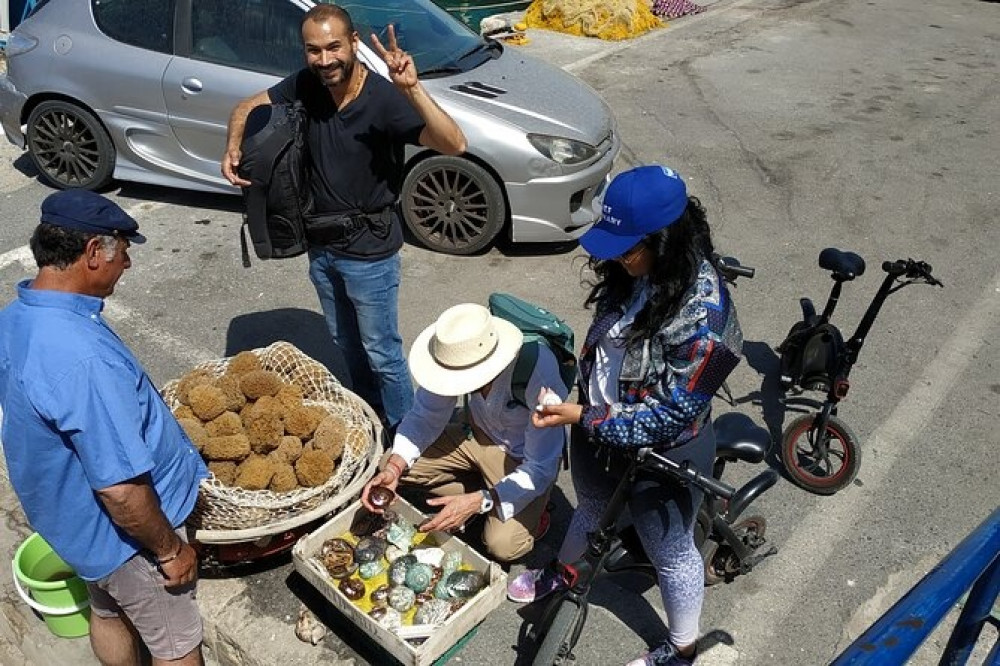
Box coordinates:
[580,165,688,260]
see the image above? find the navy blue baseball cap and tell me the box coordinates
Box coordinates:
[39,190,146,244]
[580,165,688,260]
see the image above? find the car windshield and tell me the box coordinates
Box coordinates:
[331,0,495,75]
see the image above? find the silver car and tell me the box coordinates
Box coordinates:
[0,0,619,254]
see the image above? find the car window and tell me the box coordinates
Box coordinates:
[92,0,174,55]
[190,0,305,76]
[332,0,491,75]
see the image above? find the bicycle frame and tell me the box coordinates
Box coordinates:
[528,448,777,653]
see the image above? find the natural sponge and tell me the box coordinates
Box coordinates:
[176,369,214,406]
[268,462,299,492]
[177,417,209,450]
[208,461,238,486]
[310,415,347,460]
[234,455,276,491]
[226,350,262,376]
[246,412,284,454]
[270,435,304,465]
[214,374,247,412]
[284,404,323,439]
[205,411,243,437]
[188,384,228,421]
[295,449,335,487]
[239,370,284,400]
[202,434,251,462]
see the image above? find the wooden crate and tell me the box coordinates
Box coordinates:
[292,497,507,666]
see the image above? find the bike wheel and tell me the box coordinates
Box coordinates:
[530,600,586,666]
[781,414,861,495]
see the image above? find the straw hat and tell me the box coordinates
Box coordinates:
[409,304,523,397]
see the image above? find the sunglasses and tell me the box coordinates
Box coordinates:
[616,242,647,265]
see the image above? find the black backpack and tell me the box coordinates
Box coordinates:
[236,102,311,266]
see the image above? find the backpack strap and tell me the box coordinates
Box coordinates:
[508,340,541,409]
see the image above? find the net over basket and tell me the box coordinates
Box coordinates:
[161,341,382,536]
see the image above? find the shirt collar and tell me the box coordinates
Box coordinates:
[16,279,106,317]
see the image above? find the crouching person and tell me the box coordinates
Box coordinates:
[361,303,567,562]
[0,191,209,665]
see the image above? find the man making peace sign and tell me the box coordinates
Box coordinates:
[223,4,466,432]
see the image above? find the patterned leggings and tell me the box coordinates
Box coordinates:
[557,425,715,647]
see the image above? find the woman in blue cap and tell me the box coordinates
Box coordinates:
[507,165,744,666]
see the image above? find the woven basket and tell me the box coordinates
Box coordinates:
[161,341,382,533]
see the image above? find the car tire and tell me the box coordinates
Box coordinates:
[26,100,116,191]
[401,155,506,255]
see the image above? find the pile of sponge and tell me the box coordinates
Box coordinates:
[172,351,361,493]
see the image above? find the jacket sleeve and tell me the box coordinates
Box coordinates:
[581,271,742,449]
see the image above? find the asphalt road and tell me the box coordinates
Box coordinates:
[1,0,998,664]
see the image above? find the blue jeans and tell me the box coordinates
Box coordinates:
[307,249,413,427]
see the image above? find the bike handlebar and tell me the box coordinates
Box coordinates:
[713,254,756,282]
[637,448,735,500]
[882,258,944,287]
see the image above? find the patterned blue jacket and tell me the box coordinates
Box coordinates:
[578,259,743,449]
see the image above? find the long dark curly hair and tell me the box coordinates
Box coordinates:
[584,196,715,346]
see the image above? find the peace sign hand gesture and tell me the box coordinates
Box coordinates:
[371,24,418,90]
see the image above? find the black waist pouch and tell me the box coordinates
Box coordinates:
[304,207,395,247]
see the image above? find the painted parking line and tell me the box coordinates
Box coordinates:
[0,201,169,272]
[721,271,1000,657]
[0,200,213,366]
[0,245,33,272]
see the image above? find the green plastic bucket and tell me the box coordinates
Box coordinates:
[12,533,91,638]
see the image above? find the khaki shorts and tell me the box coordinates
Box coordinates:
[86,528,202,660]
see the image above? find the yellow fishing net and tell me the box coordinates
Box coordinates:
[525,0,662,41]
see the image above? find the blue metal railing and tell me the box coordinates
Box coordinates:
[832,505,1000,665]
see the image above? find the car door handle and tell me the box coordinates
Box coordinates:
[180,77,204,94]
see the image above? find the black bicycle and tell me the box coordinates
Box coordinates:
[523,413,778,666]
[776,249,943,495]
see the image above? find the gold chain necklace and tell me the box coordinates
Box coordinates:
[344,66,366,106]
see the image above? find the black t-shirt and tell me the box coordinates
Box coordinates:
[268,67,425,259]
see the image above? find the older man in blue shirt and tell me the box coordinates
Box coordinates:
[0,190,208,666]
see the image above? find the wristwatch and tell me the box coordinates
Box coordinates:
[478,489,494,515]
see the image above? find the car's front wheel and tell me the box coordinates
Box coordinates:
[26,100,116,190]
[401,155,506,255]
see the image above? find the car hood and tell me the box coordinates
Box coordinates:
[423,48,614,147]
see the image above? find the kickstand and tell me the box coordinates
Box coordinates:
[717,381,736,407]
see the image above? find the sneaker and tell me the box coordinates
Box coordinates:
[506,561,567,603]
[625,639,696,666]
[533,507,552,541]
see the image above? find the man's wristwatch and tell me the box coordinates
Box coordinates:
[478,489,494,515]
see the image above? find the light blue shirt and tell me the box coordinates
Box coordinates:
[392,345,568,521]
[0,281,208,581]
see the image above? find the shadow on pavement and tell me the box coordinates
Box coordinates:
[223,307,351,388]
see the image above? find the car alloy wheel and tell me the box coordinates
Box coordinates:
[401,155,506,255]
[26,100,116,190]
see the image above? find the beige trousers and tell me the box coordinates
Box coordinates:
[397,421,550,563]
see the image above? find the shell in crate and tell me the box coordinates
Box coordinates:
[161,341,382,534]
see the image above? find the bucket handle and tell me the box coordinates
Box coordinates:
[11,561,90,616]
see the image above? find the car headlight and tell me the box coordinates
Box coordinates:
[4,32,39,57]
[527,134,598,165]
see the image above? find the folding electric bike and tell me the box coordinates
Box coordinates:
[776,249,943,495]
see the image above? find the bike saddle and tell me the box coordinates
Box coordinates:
[819,248,866,281]
[714,413,771,463]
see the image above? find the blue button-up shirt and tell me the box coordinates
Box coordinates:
[0,281,208,581]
